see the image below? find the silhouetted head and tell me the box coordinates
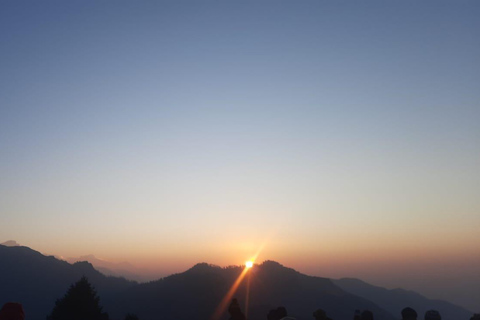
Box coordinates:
[424,310,441,320]
[267,309,277,320]
[470,314,480,320]
[229,298,240,312]
[0,303,25,320]
[402,307,418,320]
[354,309,362,320]
[361,310,374,320]
[313,309,327,320]
[277,307,287,319]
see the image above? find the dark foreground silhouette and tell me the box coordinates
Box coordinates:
[313,308,333,320]
[0,245,477,320]
[2,281,480,320]
[46,276,108,320]
[402,307,418,320]
[266,306,287,320]
[0,303,25,320]
[228,298,246,320]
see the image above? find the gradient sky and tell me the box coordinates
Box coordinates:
[1,0,479,311]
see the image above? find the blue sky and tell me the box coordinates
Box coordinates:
[1,0,479,311]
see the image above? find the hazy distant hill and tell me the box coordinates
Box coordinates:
[334,278,473,320]
[0,244,473,320]
[66,254,152,283]
[0,240,20,246]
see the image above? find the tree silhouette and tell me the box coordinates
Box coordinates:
[47,276,109,320]
[228,298,246,320]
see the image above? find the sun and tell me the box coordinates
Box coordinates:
[245,261,254,269]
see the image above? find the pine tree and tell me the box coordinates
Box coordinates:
[47,276,109,320]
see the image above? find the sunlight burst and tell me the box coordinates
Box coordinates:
[245,261,253,268]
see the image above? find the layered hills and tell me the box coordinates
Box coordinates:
[0,244,473,320]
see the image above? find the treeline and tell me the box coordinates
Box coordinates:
[1,277,479,320]
[228,296,480,320]
[0,277,137,320]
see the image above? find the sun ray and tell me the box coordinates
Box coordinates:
[245,267,252,319]
[211,241,268,320]
[211,267,249,320]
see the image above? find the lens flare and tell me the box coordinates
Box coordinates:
[211,240,268,320]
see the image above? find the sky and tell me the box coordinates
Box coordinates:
[1,0,479,312]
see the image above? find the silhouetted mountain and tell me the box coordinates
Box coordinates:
[0,245,135,320]
[334,278,472,320]
[114,261,396,320]
[1,244,472,320]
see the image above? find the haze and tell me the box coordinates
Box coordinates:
[1,0,479,312]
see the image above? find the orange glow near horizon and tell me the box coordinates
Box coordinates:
[210,242,265,320]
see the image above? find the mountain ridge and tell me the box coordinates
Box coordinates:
[0,244,474,320]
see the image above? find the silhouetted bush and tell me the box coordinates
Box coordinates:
[268,306,287,320]
[401,307,417,320]
[470,314,480,320]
